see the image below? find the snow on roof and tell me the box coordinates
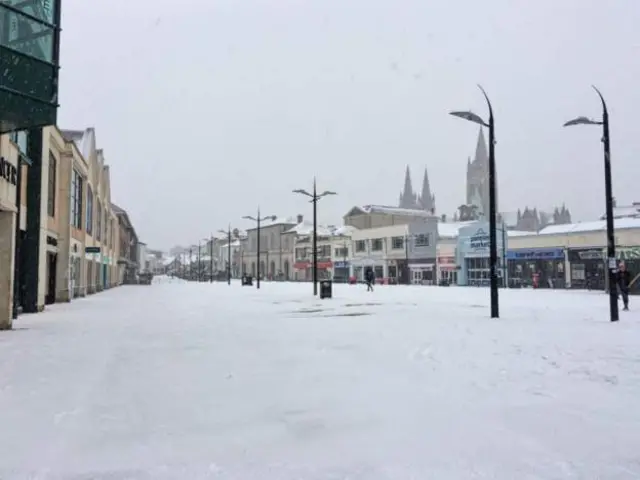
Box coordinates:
[507,230,536,237]
[245,216,299,230]
[333,225,356,236]
[539,217,640,235]
[360,205,436,217]
[437,221,476,239]
[285,221,333,236]
[601,205,640,220]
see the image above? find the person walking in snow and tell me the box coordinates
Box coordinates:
[617,262,632,311]
[365,268,375,292]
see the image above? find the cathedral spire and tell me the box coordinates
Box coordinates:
[474,127,488,166]
[399,165,418,209]
[420,167,435,213]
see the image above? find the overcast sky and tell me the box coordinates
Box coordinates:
[57,0,640,250]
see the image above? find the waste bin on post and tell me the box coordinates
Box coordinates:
[320,280,332,299]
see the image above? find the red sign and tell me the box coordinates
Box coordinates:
[438,256,455,264]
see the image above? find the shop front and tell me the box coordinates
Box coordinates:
[0,147,19,329]
[568,248,605,290]
[507,247,565,288]
[437,255,457,285]
[333,260,350,282]
[293,260,332,281]
[456,222,506,287]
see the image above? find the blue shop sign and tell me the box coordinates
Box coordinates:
[334,261,350,268]
[507,248,564,260]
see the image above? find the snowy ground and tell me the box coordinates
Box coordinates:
[1,279,640,479]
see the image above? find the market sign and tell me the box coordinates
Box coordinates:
[469,228,490,250]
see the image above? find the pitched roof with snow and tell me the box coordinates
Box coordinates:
[344,205,436,218]
[539,217,640,235]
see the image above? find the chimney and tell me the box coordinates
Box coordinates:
[297,214,303,223]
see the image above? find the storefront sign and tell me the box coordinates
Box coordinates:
[507,248,564,260]
[569,248,603,261]
[0,157,17,185]
[294,261,333,269]
[334,261,350,268]
[469,228,490,250]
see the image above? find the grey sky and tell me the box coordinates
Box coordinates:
[57,0,640,250]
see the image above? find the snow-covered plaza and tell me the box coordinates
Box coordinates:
[1,279,640,479]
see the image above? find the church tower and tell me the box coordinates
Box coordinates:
[465,128,493,217]
[419,167,435,213]
[399,165,419,209]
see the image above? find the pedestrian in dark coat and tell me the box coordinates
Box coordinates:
[617,262,632,311]
[365,268,375,292]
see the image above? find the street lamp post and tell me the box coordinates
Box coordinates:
[209,234,213,283]
[197,242,202,282]
[564,86,618,322]
[189,247,193,280]
[243,210,276,289]
[450,84,499,318]
[293,178,337,296]
[218,226,232,285]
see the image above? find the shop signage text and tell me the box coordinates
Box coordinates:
[507,248,564,260]
[334,261,350,268]
[469,229,490,250]
[0,157,18,185]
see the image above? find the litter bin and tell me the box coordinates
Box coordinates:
[320,280,332,299]
[242,275,253,286]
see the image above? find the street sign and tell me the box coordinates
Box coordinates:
[85,246,101,254]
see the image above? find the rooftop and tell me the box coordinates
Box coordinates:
[539,217,640,235]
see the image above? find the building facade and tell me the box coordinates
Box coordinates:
[242,216,298,280]
[0,133,21,328]
[455,221,507,287]
[350,218,438,284]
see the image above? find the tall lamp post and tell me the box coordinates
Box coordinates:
[243,210,276,289]
[450,84,499,318]
[189,247,193,280]
[293,178,337,296]
[564,86,618,322]
[218,225,232,285]
[209,234,213,283]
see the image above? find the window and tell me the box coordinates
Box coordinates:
[0,6,55,63]
[96,200,102,241]
[355,240,366,252]
[317,245,331,259]
[371,238,384,251]
[9,130,28,154]
[47,152,56,217]
[70,169,83,229]
[86,186,93,234]
[334,247,348,258]
[414,233,430,247]
[295,247,308,260]
[391,236,404,250]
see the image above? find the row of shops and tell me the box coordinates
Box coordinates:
[341,246,640,290]
[341,221,640,291]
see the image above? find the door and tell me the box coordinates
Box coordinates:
[45,252,56,304]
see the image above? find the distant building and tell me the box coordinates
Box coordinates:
[398,166,435,213]
[601,201,640,220]
[466,128,492,218]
